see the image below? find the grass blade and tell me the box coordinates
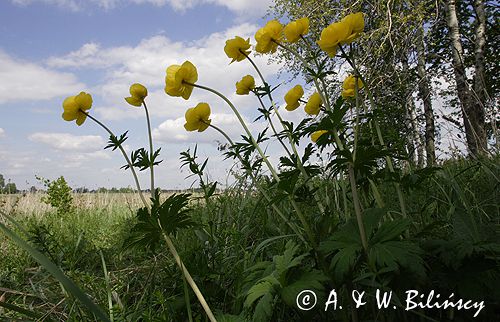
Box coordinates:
[0,214,110,322]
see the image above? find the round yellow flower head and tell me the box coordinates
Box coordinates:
[235,75,256,95]
[184,103,211,132]
[341,12,364,43]
[62,91,92,126]
[224,36,251,63]
[341,75,364,99]
[284,85,304,111]
[304,92,322,115]
[311,130,328,143]
[125,83,148,107]
[316,21,351,57]
[165,61,198,100]
[255,20,284,54]
[283,17,309,43]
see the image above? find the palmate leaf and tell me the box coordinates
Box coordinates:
[104,131,128,151]
[253,292,274,322]
[244,275,280,308]
[273,241,307,282]
[368,241,426,280]
[123,192,196,250]
[280,269,328,307]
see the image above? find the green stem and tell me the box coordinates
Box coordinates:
[142,101,155,199]
[208,123,307,244]
[339,45,408,219]
[85,112,149,208]
[244,51,327,216]
[190,83,316,247]
[85,112,217,322]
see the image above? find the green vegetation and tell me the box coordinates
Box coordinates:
[1,157,499,321]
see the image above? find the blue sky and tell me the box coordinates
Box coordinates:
[0,0,465,191]
[0,0,309,190]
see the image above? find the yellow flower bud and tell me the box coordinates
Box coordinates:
[341,75,363,99]
[125,83,148,107]
[62,91,92,126]
[235,75,256,95]
[255,20,284,54]
[284,85,304,111]
[304,92,322,115]
[224,36,251,63]
[184,103,211,132]
[165,61,198,100]
[283,17,309,43]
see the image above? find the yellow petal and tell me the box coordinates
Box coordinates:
[184,121,199,132]
[284,85,304,111]
[62,110,76,121]
[304,92,322,115]
[75,111,87,126]
[194,103,211,120]
[236,75,255,95]
[311,130,328,143]
[130,83,148,99]
[224,36,251,63]
[75,92,92,111]
[185,107,198,124]
[125,96,143,107]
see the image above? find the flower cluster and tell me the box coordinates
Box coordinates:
[317,12,364,57]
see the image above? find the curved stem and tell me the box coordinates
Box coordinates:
[85,112,149,208]
[254,92,293,158]
[86,112,217,321]
[189,83,316,246]
[188,82,280,182]
[245,51,327,215]
[339,45,408,219]
[208,123,307,245]
[142,101,155,199]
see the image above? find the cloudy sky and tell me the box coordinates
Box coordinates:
[0,0,315,190]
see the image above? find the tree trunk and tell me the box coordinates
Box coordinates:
[416,23,436,166]
[401,54,424,168]
[444,0,487,156]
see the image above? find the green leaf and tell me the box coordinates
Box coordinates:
[280,270,328,307]
[370,219,411,244]
[253,292,274,322]
[244,276,279,307]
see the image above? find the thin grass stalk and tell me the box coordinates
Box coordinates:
[99,250,114,322]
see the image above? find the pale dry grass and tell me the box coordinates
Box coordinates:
[0,192,145,217]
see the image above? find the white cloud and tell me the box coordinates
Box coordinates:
[12,0,273,16]
[0,50,85,104]
[11,0,80,11]
[28,132,105,152]
[46,23,284,131]
[0,128,5,138]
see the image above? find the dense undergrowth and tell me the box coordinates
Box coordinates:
[1,157,499,321]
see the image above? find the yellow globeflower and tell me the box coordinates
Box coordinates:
[224,36,251,63]
[316,21,351,57]
[304,92,322,115]
[165,61,198,100]
[311,130,328,143]
[184,103,211,132]
[284,85,304,111]
[62,91,92,126]
[283,17,309,43]
[341,75,364,99]
[255,20,284,54]
[125,83,148,107]
[341,12,364,43]
[235,75,256,95]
